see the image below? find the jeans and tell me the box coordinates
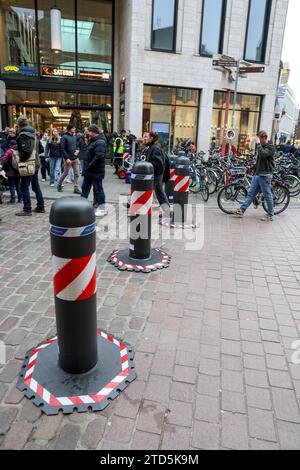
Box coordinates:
[20,173,45,212]
[49,158,62,185]
[154,175,170,209]
[58,159,79,187]
[81,177,106,209]
[8,176,21,202]
[241,175,274,216]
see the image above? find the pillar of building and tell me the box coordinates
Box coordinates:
[197,88,215,152]
[260,93,277,138]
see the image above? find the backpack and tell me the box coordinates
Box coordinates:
[163,153,171,183]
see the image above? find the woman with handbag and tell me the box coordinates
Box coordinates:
[1,140,21,204]
[45,128,63,187]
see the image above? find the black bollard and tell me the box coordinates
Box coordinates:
[165,155,178,205]
[108,162,171,273]
[50,197,98,374]
[160,156,196,229]
[17,197,136,415]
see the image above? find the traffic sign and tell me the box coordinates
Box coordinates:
[227,129,236,140]
[239,66,265,74]
[213,60,238,68]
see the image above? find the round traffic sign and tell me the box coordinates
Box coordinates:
[227,129,235,140]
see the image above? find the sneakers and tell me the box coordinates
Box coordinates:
[57,185,63,192]
[261,214,273,222]
[15,211,32,217]
[50,184,55,187]
[33,207,46,214]
[74,187,81,195]
[95,208,108,218]
[41,179,46,182]
[230,208,245,218]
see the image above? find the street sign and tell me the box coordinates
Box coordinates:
[227,129,236,140]
[239,66,265,74]
[213,60,238,68]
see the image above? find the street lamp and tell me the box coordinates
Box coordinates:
[51,6,62,53]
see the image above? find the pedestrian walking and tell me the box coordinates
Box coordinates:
[15,116,45,217]
[45,128,63,187]
[81,125,107,217]
[40,132,49,182]
[231,131,275,222]
[57,125,81,194]
[143,132,170,213]
[0,140,21,204]
[113,131,125,174]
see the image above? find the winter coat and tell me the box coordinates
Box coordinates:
[83,134,106,179]
[61,132,78,161]
[45,140,63,159]
[255,141,275,175]
[1,149,19,178]
[16,125,43,171]
[144,141,165,177]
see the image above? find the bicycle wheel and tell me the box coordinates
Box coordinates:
[200,181,210,202]
[189,175,201,193]
[284,175,300,197]
[263,184,290,215]
[206,169,218,195]
[217,183,248,215]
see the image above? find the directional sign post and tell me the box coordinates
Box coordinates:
[239,66,265,74]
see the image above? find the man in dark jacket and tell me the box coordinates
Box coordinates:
[15,116,45,217]
[232,131,275,222]
[57,124,81,194]
[81,125,107,217]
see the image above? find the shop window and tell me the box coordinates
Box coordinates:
[151,0,178,52]
[244,0,272,63]
[77,0,113,75]
[6,89,39,104]
[200,0,227,57]
[0,0,37,66]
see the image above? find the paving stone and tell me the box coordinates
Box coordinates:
[248,408,277,442]
[195,395,219,424]
[246,386,272,410]
[268,370,293,389]
[167,400,193,427]
[1,421,32,449]
[175,350,199,368]
[136,401,166,435]
[266,355,288,371]
[33,414,63,441]
[54,424,81,450]
[222,391,246,414]
[0,406,18,435]
[192,420,219,450]
[244,369,269,389]
[131,430,160,450]
[144,375,171,406]
[173,365,197,384]
[197,375,220,398]
[81,417,107,449]
[250,439,280,450]
[243,355,266,371]
[18,399,42,423]
[114,380,145,419]
[170,382,194,403]
[161,424,190,450]
[0,317,19,332]
[199,358,220,377]
[0,383,8,402]
[0,360,22,383]
[271,388,300,423]
[277,421,300,450]
[221,412,249,450]
[222,370,244,393]
[134,352,153,381]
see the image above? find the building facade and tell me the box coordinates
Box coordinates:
[277,86,299,143]
[115,0,289,152]
[0,0,290,153]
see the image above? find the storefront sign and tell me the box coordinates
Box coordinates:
[2,65,38,76]
[42,67,74,78]
[79,70,110,80]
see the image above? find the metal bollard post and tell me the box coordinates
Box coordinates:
[165,155,178,206]
[108,162,171,273]
[50,197,98,374]
[17,197,136,416]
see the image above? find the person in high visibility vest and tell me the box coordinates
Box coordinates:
[113,130,126,174]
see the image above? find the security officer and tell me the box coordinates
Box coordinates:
[113,130,125,174]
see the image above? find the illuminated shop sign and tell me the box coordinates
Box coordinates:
[42,67,74,77]
[79,70,110,80]
[2,65,38,76]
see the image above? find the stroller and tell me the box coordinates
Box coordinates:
[117,151,135,180]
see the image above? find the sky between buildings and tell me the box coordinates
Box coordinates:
[282,0,300,104]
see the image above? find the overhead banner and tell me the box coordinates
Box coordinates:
[276,68,290,114]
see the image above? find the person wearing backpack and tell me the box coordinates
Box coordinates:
[1,140,21,204]
[143,132,170,212]
[15,116,45,217]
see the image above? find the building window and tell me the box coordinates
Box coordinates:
[244,0,272,63]
[143,85,200,152]
[151,0,178,52]
[200,0,226,57]
[211,91,262,153]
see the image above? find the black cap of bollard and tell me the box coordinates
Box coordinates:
[177,155,190,167]
[132,161,154,176]
[50,197,95,228]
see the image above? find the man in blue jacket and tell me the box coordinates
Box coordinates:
[81,125,107,217]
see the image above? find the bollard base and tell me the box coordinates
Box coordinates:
[16,330,136,416]
[107,248,171,273]
[159,218,197,230]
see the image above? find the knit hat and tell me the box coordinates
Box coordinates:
[16,116,29,128]
[88,125,100,134]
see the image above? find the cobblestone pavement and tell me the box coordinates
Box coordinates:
[0,198,300,450]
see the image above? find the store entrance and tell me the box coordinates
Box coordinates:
[3,105,111,134]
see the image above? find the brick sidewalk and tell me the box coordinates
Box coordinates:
[0,201,300,450]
